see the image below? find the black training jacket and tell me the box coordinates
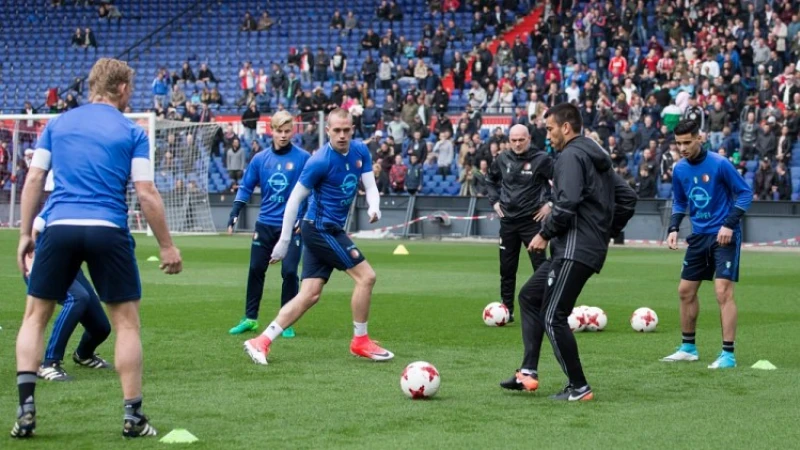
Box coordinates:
[540,136,638,273]
[486,147,553,220]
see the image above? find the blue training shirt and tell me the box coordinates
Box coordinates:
[234,144,311,227]
[36,103,150,229]
[300,140,372,229]
[672,149,752,234]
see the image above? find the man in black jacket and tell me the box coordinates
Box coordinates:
[486,124,553,321]
[499,103,637,401]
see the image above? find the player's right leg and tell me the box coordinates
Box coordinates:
[106,302,155,438]
[498,219,522,319]
[230,223,274,335]
[660,279,702,362]
[278,231,303,338]
[85,227,156,438]
[13,226,83,438]
[661,234,713,362]
[244,278,326,365]
[499,259,551,392]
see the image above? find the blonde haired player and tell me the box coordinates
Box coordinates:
[227,111,311,338]
[12,58,182,439]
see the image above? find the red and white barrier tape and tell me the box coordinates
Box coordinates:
[353,214,800,248]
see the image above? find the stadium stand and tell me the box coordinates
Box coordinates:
[1,0,799,198]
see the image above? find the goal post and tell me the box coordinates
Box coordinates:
[0,112,220,235]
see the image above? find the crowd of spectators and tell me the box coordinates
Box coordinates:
[6,0,800,202]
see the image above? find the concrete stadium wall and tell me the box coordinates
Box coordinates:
[208,195,800,244]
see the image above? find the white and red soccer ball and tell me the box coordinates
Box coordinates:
[631,307,659,332]
[400,361,441,399]
[584,306,608,332]
[483,302,510,327]
[568,307,588,332]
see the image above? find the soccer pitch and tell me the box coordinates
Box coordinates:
[0,230,798,449]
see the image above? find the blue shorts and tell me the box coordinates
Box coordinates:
[300,220,365,281]
[681,231,741,282]
[28,225,141,303]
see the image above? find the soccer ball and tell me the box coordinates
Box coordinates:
[630,307,659,332]
[584,307,608,332]
[568,307,587,332]
[483,302,510,327]
[400,361,441,399]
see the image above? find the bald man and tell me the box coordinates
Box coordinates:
[486,124,553,322]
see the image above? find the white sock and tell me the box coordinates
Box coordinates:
[262,321,283,341]
[353,321,368,337]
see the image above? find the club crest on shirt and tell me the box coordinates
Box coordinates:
[702,173,709,183]
[286,162,294,171]
[356,160,362,169]
[350,249,360,259]
[253,232,258,240]
[524,163,531,170]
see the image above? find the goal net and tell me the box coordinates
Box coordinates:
[0,112,220,234]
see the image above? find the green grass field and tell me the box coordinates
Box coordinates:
[1,229,798,449]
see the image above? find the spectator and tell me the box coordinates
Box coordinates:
[226,138,245,186]
[330,10,345,30]
[753,157,775,200]
[636,165,657,198]
[241,102,260,144]
[433,130,454,176]
[258,12,275,31]
[71,28,83,47]
[83,27,97,49]
[389,154,407,193]
[772,163,792,201]
[197,63,218,85]
[405,154,422,195]
[241,12,257,31]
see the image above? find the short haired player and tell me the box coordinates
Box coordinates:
[661,119,752,369]
[12,58,182,439]
[227,111,310,338]
[244,108,393,364]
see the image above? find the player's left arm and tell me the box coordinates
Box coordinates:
[610,171,638,238]
[718,159,753,245]
[533,153,555,222]
[358,145,381,223]
[538,152,584,243]
[228,156,260,232]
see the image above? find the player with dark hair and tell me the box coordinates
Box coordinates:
[227,111,310,339]
[244,108,394,365]
[499,102,637,400]
[661,119,752,369]
[486,124,553,322]
[12,58,182,439]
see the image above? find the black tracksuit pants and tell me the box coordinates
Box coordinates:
[518,258,595,388]
[499,217,546,315]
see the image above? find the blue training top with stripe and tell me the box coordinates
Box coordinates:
[300,140,372,229]
[671,148,752,234]
[234,144,311,227]
[36,103,150,229]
